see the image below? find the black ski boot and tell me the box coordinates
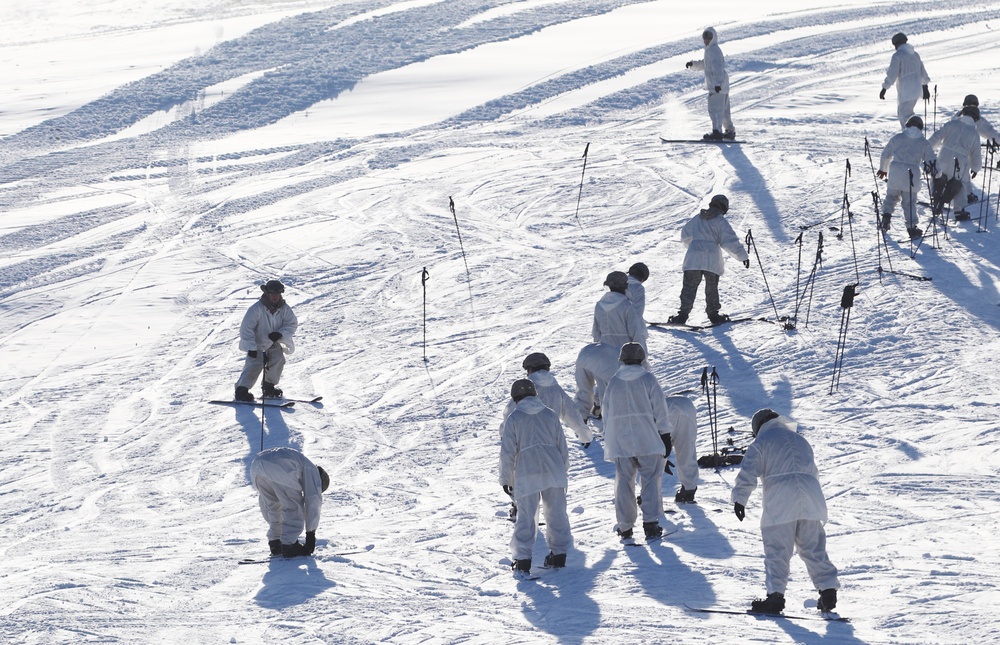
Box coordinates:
[818,588,837,612]
[281,541,308,558]
[268,539,282,556]
[235,386,255,402]
[880,213,892,231]
[907,226,923,240]
[543,552,566,568]
[511,558,531,573]
[667,312,688,324]
[591,404,602,420]
[703,130,724,141]
[707,312,730,325]
[615,526,633,540]
[261,382,283,398]
[674,486,697,503]
[723,129,737,140]
[751,592,785,614]
[955,210,971,221]
[643,521,663,539]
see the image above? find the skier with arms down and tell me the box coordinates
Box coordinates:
[685,27,736,141]
[731,409,840,614]
[592,271,647,356]
[235,279,298,402]
[250,447,329,558]
[602,343,672,542]
[499,379,573,575]
[877,115,937,239]
[929,105,982,220]
[668,194,749,325]
[879,32,930,129]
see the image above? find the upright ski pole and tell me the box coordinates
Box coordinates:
[837,159,851,240]
[798,232,824,327]
[745,229,783,325]
[260,352,268,452]
[421,267,430,362]
[448,196,475,311]
[978,140,995,233]
[791,232,804,328]
[830,284,857,394]
[932,85,938,133]
[701,367,720,466]
[573,143,590,232]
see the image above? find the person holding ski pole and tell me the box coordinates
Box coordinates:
[250,447,329,558]
[929,105,982,220]
[732,409,840,614]
[235,279,298,402]
[499,379,572,574]
[668,194,749,325]
[685,27,736,141]
[879,32,930,129]
[954,95,1000,204]
[877,115,936,239]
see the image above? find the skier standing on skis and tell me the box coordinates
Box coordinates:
[732,409,840,614]
[877,115,937,239]
[499,379,572,574]
[602,343,672,541]
[668,194,749,325]
[879,32,930,129]
[235,279,298,402]
[250,447,329,558]
[625,262,649,318]
[685,27,736,141]
[666,395,700,504]
[929,105,982,220]
[592,271,647,354]
[955,94,1000,205]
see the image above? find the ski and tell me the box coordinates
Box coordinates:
[660,138,746,144]
[209,400,295,409]
[684,604,850,622]
[262,395,323,404]
[239,546,371,564]
[648,317,756,331]
[621,528,679,547]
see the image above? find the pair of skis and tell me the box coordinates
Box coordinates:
[208,395,323,409]
[684,604,850,623]
[648,317,756,331]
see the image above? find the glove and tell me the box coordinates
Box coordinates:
[304,531,316,555]
[685,60,693,69]
[734,502,745,522]
[877,170,887,180]
[661,432,672,457]
[502,485,514,497]
[971,171,977,179]
[582,442,591,449]
[743,259,750,269]
[248,350,258,359]
[268,331,282,341]
[879,88,886,100]
[922,84,930,100]
[664,460,674,475]
[714,85,722,93]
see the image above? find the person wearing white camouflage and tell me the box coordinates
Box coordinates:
[879,32,930,129]
[250,447,329,558]
[877,115,936,239]
[235,279,298,401]
[686,27,735,141]
[666,395,700,504]
[929,105,982,220]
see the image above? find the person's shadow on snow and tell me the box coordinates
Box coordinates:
[254,556,335,609]
[234,405,301,481]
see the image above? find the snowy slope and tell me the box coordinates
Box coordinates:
[2,0,1000,643]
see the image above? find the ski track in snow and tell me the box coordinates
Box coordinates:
[2,0,1000,643]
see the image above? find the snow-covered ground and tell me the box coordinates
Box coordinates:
[2,0,1000,642]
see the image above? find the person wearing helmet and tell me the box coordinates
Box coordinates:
[953,95,1000,205]
[880,32,931,129]
[250,447,329,558]
[573,341,620,422]
[731,409,840,615]
[685,27,736,141]
[592,271,647,355]
[499,379,573,574]
[234,279,298,401]
[668,194,749,325]
[625,262,649,318]
[877,114,936,239]
[503,353,592,448]
[666,395,700,503]
[929,105,982,220]
[602,343,672,542]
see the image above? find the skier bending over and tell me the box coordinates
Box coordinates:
[250,447,329,558]
[732,409,840,614]
[499,379,572,574]
[573,341,620,422]
[666,395,699,503]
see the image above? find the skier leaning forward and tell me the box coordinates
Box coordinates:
[731,409,840,614]
[499,379,573,573]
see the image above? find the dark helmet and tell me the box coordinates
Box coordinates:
[891,32,907,47]
[905,115,924,130]
[510,378,537,402]
[261,279,285,294]
[317,466,330,492]
[619,342,646,365]
[963,94,979,107]
[962,105,981,121]
[709,194,730,214]
[751,408,780,437]
[628,262,649,283]
[522,352,551,372]
[604,271,629,293]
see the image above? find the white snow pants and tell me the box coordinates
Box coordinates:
[666,397,699,492]
[760,519,840,595]
[253,474,306,545]
[614,454,665,532]
[882,187,921,229]
[236,344,286,390]
[897,98,919,129]
[510,487,572,562]
[707,91,734,134]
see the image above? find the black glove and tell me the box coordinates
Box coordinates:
[664,460,674,475]
[503,485,514,497]
[685,61,693,69]
[743,259,750,269]
[248,350,258,359]
[582,442,591,449]
[661,432,672,457]
[734,502,745,522]
[879,88,886,100]
[922,84,930,100]
[971,171,977,179]
[715,85,722,93]
[268,331,282,341]
[304,531,316,555]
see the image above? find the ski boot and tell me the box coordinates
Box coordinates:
[281,541,308,558]
[261,381,283,398]
[818,588,838,612]
[615,525,634,541]
[954,210,971,221]
[543,552,566,568]
[707,312,730,324]
[674,486,697,503]
[511,558,531,573]
[751,592,785,614]
[268,539,282,556]
[703,130,724,141]
[235,386,255,402]
[880,213,892,231]
[906,226,923,240]
[667,312,688,324]
[723,129,737,140]
[643,521,663,539]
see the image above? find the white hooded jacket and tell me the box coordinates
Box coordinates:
[499,396,570,498]
[239,297,298,354]
[930,115,983,178]
[592,291,647,349]
[501,370,593,445]
[601,364,671,460]
[681,207,749,275]
[882,43,930,103]
[879,126,936,192]
[250,447,324,536]
[730,416,828,528]
[689,27,729,93]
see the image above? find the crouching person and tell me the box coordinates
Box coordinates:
[250,447,329,558]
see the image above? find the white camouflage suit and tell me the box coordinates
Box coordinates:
[688,27,734,136]
[731,416,840,596]
[678,207,748,317]
[666,396,699,493]
[953,109,999,197]
[602,364,671,533]
[929,114,982,213]
[237,295,298,390]
[592,290,647,353]
[879,125,936,229]
[499,396,572,562]
[250,447,324,545]
[881,42,930,128]
[502,370,593,446]
[573,342,620,421]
